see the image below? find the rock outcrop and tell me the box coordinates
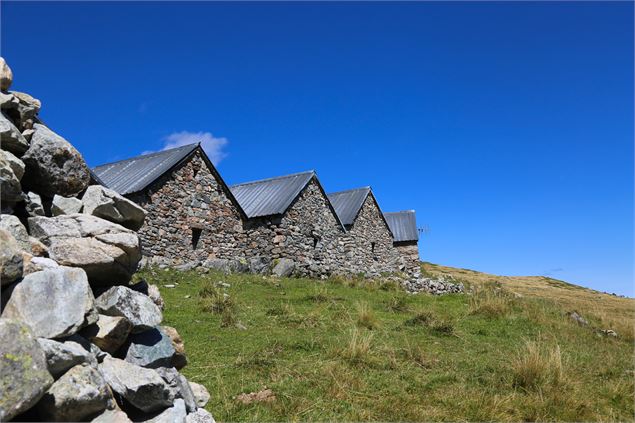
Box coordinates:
[0,58,213,423]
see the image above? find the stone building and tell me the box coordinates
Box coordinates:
[327,187,400,275]
[93,143,247,265]
[229,171,347,277]
[384,210,420,274]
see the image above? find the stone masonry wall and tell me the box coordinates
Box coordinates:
[395,241,420,274]
[341,194,400,276]
[128,151,245,264]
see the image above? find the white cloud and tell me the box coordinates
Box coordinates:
[155,131,229,165]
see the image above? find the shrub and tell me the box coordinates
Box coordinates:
[356,301,379,330]
[511,340,565,391]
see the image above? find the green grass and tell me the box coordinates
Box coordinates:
[137,267,634,422]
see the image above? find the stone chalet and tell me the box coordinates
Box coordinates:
[384,210,420,274]
[327,187,400,275]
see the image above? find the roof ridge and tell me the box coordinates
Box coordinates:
[385,209,416,215]
[93,143,199,169]
[230,170,315,188]
[327,186,371,196]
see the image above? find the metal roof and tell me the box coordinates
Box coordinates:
[229,171,316,218]
[92,143,199,195]
[384,210,419,242]
[327,187,370,226]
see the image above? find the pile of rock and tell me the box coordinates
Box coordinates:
[401,273,464,295]
[0,57,213,422]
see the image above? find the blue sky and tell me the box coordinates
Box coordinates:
[2,2,632,295]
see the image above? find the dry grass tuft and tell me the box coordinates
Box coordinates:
[404,310,455,335]
[199,280,236,314]
[385,295,410,313]
[337,327,374,365]
[469,285,514,317]
[356,301,379,330]
[304,285,331,303]
[511,340,565,392]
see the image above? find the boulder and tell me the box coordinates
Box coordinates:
[162,325,187,369]
[202,258,230,273]
[0,149,25,204]
[188,382,210,408]
[82,185,146,231]
[11,91,40,129]
[25,191,45,216]
[23,256,59,275]
[11,91,41,113]
[0,91,18,109]
[0,229,23,285]
[143,398,186,423]
[124,327,175,369]
[21,123,90,197]
[186,408,216,423]
[0,214,30,251]
[0,319,53,421]
[81,314,133,354]
[2,267,97,338]
[36,364,113,422]
[272,258,295,278]
[29,214,141,285]
[91,408,133,423]
[156,367,197,412]
[95,285,162,333]
[249,256,271,274]
[99,356,174,413]
[37,337,91,378]
[28,236,49,256]
[0,57,12,91]
[148,284,165,311]
[51,194,83,215]
[0,111,29,156]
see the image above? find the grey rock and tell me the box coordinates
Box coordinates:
[156,367,197,413]
[0,91,18,109]
[95,285,162,333]
[11,91,40,129]
[0,111,28,156]
[36,364,113,422]
[188,381,210,408]
[162,325,187,370]
[29,214,141,285]
[174,261,199,272]
[25,191,45,216]
[99,356,174,413]
[567,311,589,326]
[0,228,23,285]
[11,91,41,113]
[28,236,49,256]
[202,258,230,273]
[37,337,91,378]
[0,57,12,91]
[0,214,30,251]
[51,194,83,215]
[2,267,97,338]
[82,185,147,230]
[0,149,25,204]
[249,256,271,274]
[228,258,249,273]
[148,284,165,311]
[21,123,90,197]
[23,255,59,275]
[0,319,53,421]
[124,327,175,369]
[81,314,133,354]
[91,408,133,423]
[272,258,295,277]
[143,398,186,423]
[186,408,216,423]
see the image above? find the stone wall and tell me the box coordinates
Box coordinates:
[340,194,400,276]
[394,241,420,274]
[128,151,245,264]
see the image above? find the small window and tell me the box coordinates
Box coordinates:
[371,242,376,253]
[313,235,320,249]
[191,228,202,250]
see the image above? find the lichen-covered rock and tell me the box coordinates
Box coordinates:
[0,229,23,285]
[37,337,91,378]
[156,367,197,413]
[82,185,147,231]
[0,111,28,156]
[0,149,25,204]
[36,364,113,422]
[0,57,12,91]
[21,123,90,197]
[23,256,59,275]
[91,408,133,423]
[143,398,186,423]
[81,314,133,354]
[99,356,174,413]
[271,258,295,277]
[162,325,187,369]
[124,327,175,369]
[29,214,141,285]
[148,284,165,311]
[188,381,210,408]
[51,194,83,216]
[95,286,162,333]
[186,408,215,423]
[1,267,97,338]
[0,214,30,251]
[0,319,53,421]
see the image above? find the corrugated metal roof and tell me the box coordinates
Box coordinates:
[384,210,419,242]
[327,187,370,226]
[92,143,199,195]
[229,171,316,218]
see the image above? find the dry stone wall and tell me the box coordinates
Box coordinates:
[0,58,214,423]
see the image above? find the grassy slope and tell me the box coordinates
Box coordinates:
[139,264,634,422]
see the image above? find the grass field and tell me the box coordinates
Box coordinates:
[138,264,634,422]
